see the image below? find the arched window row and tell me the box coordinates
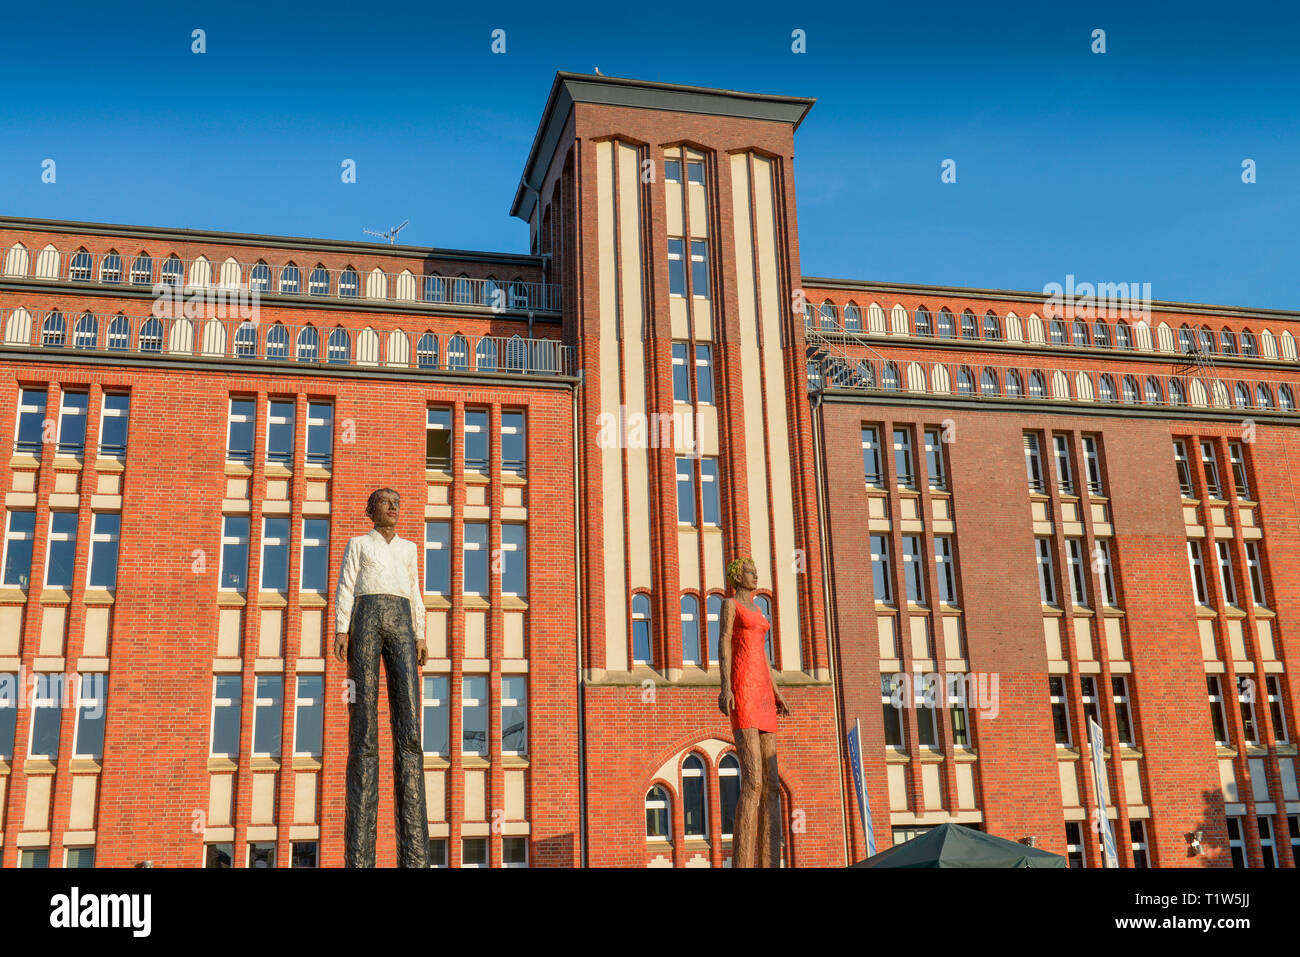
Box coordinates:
[644,750,758,845]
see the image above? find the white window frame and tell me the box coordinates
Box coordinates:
[424,521,450,595]
[27,673,63,760]
[1187,541,1209,606]
[1094,539,1117,607]
[1036,538,1056,605]
[1111,676,1135,746]
[266,399,295,465]
[1226,816,1247,867]
[70,673,105,760]
[422,675,448,757]
[902,535,925,605]
[226,397,255,463]
[305,401,332,467]
[462,522,488,596]
[251,674,283,759]
[87,512,120,591]
[1053,434,1074,494]
[1266,676,1289,743]
[1200,441,1222,499]
[1228,442,1250,499]
[15,388,47,457]
[501,675,527,757]
[862,426,882,487]
[299,519,329,592]
[924,428,946,490]
[1067,539,1088,608]
[1024,433,1044,492]
[1049,676,1072,747]
[1258,816,1277,867]
[293,674,323,758]
[56,390,89,457]
[1208,676,1229,745]
[219,515,250,593]
[934,535,956,605]
[1130,819,1149,867]
[1215,540,1238,607]
[1238,676,1259,745]
[1244,542,1266,607]
[97,392,130,458]
[209,675,241,759]
[461,675,488,757]
[671,342,690,403]
[1173,440,1192,497]
[645,786,670,842]
[681,755,708,839]
[893,428,915,489]
[260,516,290,593]
[44,511,78,589]
[2,510,35,589]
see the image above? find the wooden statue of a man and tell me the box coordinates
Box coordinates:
[334,487,429,867]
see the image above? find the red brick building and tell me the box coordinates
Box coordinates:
[0,72,1295,867]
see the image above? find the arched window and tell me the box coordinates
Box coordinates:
[858,362,875,388]
[1256,384,1273,409]
[1234,383,1250,409]
[819,301,837,330]
[447,334,468,370]
[844,304,862,332]
[1115,321,1132,349]
[1220,328,1237,355]
[754,594,774,664]
[1028,371,1046,398]
[73,312,97,350]
[159,254,184,287]
[234,321,257,357]
[308,265,330,296]
[42,310,65,347]
[980,369,998,396]
[99,251,121,283]
[296,325,319,362]
[682,754,708,840]
[416,333,437,369]
[249,261,271,292]
[69,249,92,281]
[937,309,955,338]
[138,318,163,352]
[1178,324,1194,353]
[882,362,900,391]
[425,273,446,303]
[1279,385,1295,411]
[914,307,931,337]
[266,323,288,359]
[1006,370,1023,397]
[1241,331,1257,356]
[130,253,153,286]
[338,267,359,298]
[719,753,741,839]
[706,594,723,662]
[279,263,300,294]
[806,362,821,392]
[632,593,652,664]
[327,327,349,364]
[1049,318,1067,345]
[1099,375,1116,403]
[454,274,474,304]
[483,277,502,309]
[645,785,670,841]
[983,312,1001,340]
[509,279,528,310]
[1121,375,1138,403]
[475,338,497,371]
[960,311,977,339]
[107,314,130,351]
[1169,378,1186,406]
[1072,320,1088,345]
[680,595,700,665]
[1093,321,1111,347]
[1144,376,1162,404]
[957,366,975,394]
[506,334,527,372]
[1199,327,1215,353]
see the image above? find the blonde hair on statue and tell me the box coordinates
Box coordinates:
[726,557,755,587]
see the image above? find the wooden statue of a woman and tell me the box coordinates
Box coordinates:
[717,556,790,867]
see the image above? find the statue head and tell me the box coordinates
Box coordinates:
[726,556,757,591]
[365,488,400,529]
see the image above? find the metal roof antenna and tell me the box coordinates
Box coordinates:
[363,219,410,244]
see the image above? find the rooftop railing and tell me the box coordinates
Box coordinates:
[1,309,574,377]
[1,245,561,313]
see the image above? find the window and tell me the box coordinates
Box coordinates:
[695,345,714,404]
[1187,541,1209,605]
[1065,822,1085,868]
[72,673,106,759]
[71,313,96,350]
[279,264,300,294]
[845,304,862,332]
[670,342,690,401]
[261,517,290,592]
[1120,375,1138,403]
[1035,538,1056,605]
[305,401,332,467]
[1072,320,1089,345]
[893,428,915,489]
[1028,370,1046,398]
[462,675,487,755]
[249,262,270,292]
[706,594,722,662]
[1144,377,1162,404]
[20,849,49,868]
[220,515,250,591]
[1173,441,1193,497]
[934,536,956,605]
[426,407,452,470]
[1241,331,1257,357]
[266,323,288,358]
[267,399,295,465]
[1094,540,1117,606]
[754,594,775,665]
[1066,539,1088,607]
[676,456,696,525]
[1024,433,1044,492]
[308,265,329,296]
[902,535,925,604]
[882,675,904,749]
[15,388,46,457]
[1049,318,1066,345]
[45,512,78,588]
[253,675,283,758]
[1168,377,1185,406]
[1244,542,1267,607]
[664,158,681,182]
[1281,385,1295,411]
[461,838,487,867]
[464,409,488,471]
[210,674,242,758]
[1005,371,1022,397]
[29,673,63,759]
[1257,384,1273,410]
[1238,676,1259,745]
[1226,817,1247,867]
[948,674,970,747]
[339,267,359,298]
[680,595,700,665]
[1200,442,1222,499]
[960,311,977,339]
[1049,677,1072,746]
[424,521,450,595]
[1079,676,1101,729]
[295,326,318,361]
[914,308,931,337]
[682,754,707,839]
[226,397,255,463]
[687,159,704,184]
[66,847,96,868]
[980,369,997,396]
[503,837,528,868]
[923,428,946,490]
[85,512,120,591]
[0,673,15,760]
[327,326,351,362]
[130,253,153,285]
[700,458,720,525]
[2,511,35,588]
[422,676,449,755]
[915,675,938,747]
[502,676,527,756]
[55,391,89,456]
[1266,677,1289,743]
[204,844,234,868]
[424,273,446,303]
[463,523,488,595]
[882,362,900,391]
[1258,817,1278,868]
[870,535,892,604]
[1098,375,1115,403]
[501,524,526,597]
[249,843,276,868]
[300,519,329,592]
[1207,676,1229,744]
[1052,434,1074,494]
[982,312,1000,340]
[667,238,685,296]
[632,593,652,664]
[862,426,883,487]
[1081,435,1103,495]
[42,309,66,347]
[1111,676,1135,746]
[937,309,954,338]
[1215,541,1238,606]
[1228,443,1250,500]
[719,753,740,838]
[291,842,318,868]
[645,785,670,840]
[1234,383,1250,409]
[690,240,709,297]
[956,367,974,394]
[294,674,323,757]
[1130,820,1150,868]
[416,332,438,369]
[98,393,130,457]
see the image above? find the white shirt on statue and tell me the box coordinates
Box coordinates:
[334,528,424,643]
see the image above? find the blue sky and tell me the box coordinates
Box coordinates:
[1,0,1296,309]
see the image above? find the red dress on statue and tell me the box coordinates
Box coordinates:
[728,600,778,733]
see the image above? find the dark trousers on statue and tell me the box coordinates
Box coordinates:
[345,594,429,867]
